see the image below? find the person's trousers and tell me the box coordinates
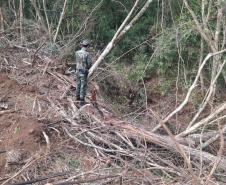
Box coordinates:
[76,72,88,100]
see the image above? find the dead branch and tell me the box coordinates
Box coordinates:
[0,109,15,115]
[205,122,224,183]
[42,131,50,151]
[187,59,226,129]
[55,99,226,172]
[53,175,120,185]
[198,125,226,149]
[0,150,6,154]
[179,102,226,137]
[32,40,46,64]
[2,154,41,185]
[10,172,70,185]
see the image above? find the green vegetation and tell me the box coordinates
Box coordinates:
[0,1,201,73]
[1,1,226,184]
[0,0,225,106]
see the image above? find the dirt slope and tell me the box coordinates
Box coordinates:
[0,48,105,184]
[0,74,44,176]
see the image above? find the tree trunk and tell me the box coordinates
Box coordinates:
[53,0,68,43]
[88,0,153,78]
[19,0,23,45]
[42,0,51,38]
[0,7,4,32]
[30,0,48,34]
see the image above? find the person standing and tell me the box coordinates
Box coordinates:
[75,39,92,105]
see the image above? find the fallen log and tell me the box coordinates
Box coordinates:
[0,150,6,154]
[112,121,226,170]
[55,102,226,172]
[0,109,15,115]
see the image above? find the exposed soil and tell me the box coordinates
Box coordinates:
[1,47,225,185]
[0,72,103,185]
[0,74,44,176]
[0,47,106,184]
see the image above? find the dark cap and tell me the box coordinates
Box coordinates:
[81,39,90,46]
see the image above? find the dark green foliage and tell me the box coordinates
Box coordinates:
[0,0,216,91]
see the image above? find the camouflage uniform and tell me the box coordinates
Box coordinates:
[75,47,92,101]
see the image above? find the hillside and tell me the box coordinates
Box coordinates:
[1,0,226,185]
[0,45,225,185]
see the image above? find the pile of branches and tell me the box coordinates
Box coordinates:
[1,33,226,184]
[51,51,226,184]
[50,95,225,184]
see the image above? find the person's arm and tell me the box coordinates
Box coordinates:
[65,52,77,74]
[65,62,76,75]
[86,54,92,70]
[66,60,76,69]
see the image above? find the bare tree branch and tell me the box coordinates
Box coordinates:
[42,0,51,38]
[88,0,153,78]
[179,102,226,137]
[53,0,68,43]
[152,49,226,133]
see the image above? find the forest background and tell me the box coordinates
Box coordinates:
[1,0,226,184]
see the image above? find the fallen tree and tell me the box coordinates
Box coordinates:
[49,95,226,184]
[1,15,226,183]
[88,0,154,78]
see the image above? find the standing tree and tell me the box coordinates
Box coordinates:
[19,0,23,44]
[53,0,68,43]
[182,0,226,129]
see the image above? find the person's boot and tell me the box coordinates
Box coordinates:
[76,95,80,101]
[80,98,86,106]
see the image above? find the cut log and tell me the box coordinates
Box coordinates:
[56,101,226,171]
[108,120,226,170]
